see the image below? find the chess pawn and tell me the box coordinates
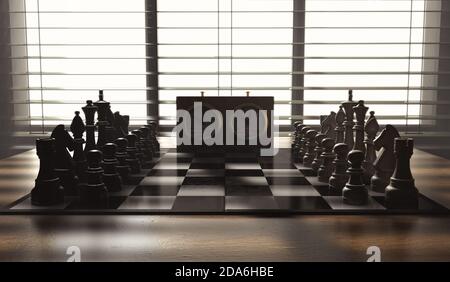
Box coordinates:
[114,138,131,183]
[298,126,311,161]
[362,111,379,184]
[303,130,318,167]
[70,111,87,183]
[139,127,154,161]
[335,106,345,144]
[312,133,327,173]
[132,130,147,168]
[318,138,336,183]
[343,150,368,205]
[82,100,97,152]
[102,143,122,192]
[385,138,419,209]
[341,90,358,149]
[329,143,349,195]
[292,124,306,158]
[79,150,108,208]
[125,134,141,174]
[31,138,65,206]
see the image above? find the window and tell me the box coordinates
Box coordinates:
[22,0,147,128]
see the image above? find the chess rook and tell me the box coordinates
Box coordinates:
[329,143,349,195]
[341,90,358,149]
[385,138,419,209]
[31,138,65,206]
[343,150,368,205]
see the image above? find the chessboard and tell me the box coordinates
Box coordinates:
[3,148,448,215]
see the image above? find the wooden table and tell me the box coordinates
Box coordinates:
[0,144,448,261]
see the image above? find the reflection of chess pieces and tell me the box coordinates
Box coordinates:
[102,143,122,192]
[303,129,318,167]
[80,150,108,208]
[362,111,379,184]
[82,100,97,152]
[94,90,110,148]
[329,143,349,195]
[341,90,358,149]
[335,106,345,144]
[114,138,131,183]
[385,138,419,209]
[312,133,326,173]
[70,111,87,183]
[343,150,368,205]
[31,139,64,206]
[318,138,335,183]
[352,100,368,152]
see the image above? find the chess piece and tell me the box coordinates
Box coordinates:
[148,121,160,152]
[329,143,349,195]
[291,121,302,149]
[362,111,379,184]
[122,115,130,135]
[320,115,328,134]
[79,150,108,208]
[31,138,65,206]
[94,90,110,149]
[371,125,400,193]
[292,124,306,158]
[298,126,311,161]
[343,150,368,205]
[335,106,345,144]
[312,133,327,173]
[322,112,337,140]
[385,138,419,209]
[139,127,154,161]
[51,125,79,196]
[82,100,97,152]
[318,138,336,183]
[125,134,141,174]
[131,129,147,167]
[70,111,88,183]
[114,138,131,183]
[102,143,122,192]
[113,111,127,138]
[105,105,117,143]
[352,100,368,152]
[303,129,318,167]
[341,90,358,149]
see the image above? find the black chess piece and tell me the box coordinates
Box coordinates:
[342,90,358,149]
[82,100,97,152]
[94,90,110,149]
[131,129,147,167]
[329,143,349,195]
[312,133,327,173]
[343,150,368,205]
[139,127,154,161]
[362,111,379,184]
[303,129,318,167]
[105,105,117,143]
[291,122,302,149]
[147,121,160,152]
[318,138,336,183]
[122,115,130,135]
[51,125,79,196]
[79,150,108,208]
[322,111,337,140]
[335,106,345,144]
[292,124,306,158]
[113,111,127,138]
[371,125,400,193]
[298,126,311,162]
[102,143,122,192]
[352,100,368,152]
[385,138,419,209]
[125,134,141,174]
[70,111,87,183]
[114,138,131,183]
[31,138,65,206]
